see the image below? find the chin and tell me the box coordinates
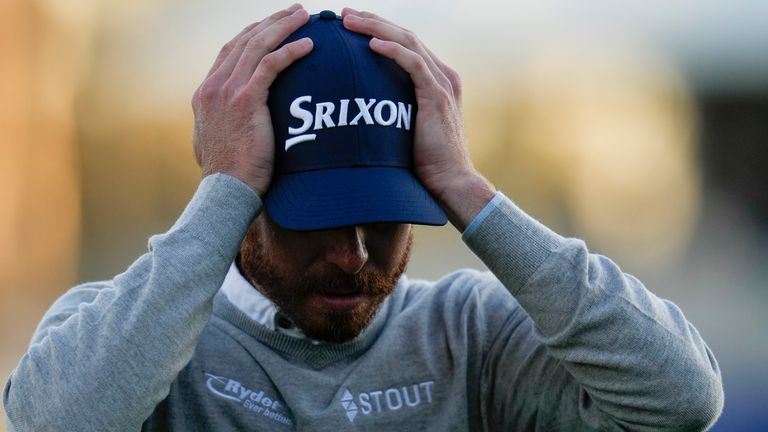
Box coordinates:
[296,302,382,344]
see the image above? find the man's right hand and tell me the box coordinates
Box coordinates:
[192,3,312,196]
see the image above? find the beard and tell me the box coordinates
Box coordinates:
[237,224,413,344]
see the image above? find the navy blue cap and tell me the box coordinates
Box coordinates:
[265,11,447,230]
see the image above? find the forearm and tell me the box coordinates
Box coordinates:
[464,193,723,430]
[3,174,260,431]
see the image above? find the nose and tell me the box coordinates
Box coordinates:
[323,226,369,274]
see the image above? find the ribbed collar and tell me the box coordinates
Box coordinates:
[212,281,402,369]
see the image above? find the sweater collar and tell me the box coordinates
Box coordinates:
[220,262,312,341]
[213,278,403,369]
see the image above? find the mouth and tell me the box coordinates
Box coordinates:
[314,292,366,311]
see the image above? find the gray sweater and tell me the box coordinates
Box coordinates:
[3,174,723,431]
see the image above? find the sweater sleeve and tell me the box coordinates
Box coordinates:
[462,193,724,431]
[2,173,260,432]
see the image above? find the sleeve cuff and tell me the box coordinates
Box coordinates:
[166,173,262,261]
[461,192,566,294]
[462,191,507,239]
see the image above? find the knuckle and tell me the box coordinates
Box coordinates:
[234,37,250,51]
[445,66,461,85]
[270,8,291,20]
[259,52,280,71]
[345,15,367,28]
[250,70,268,89]
[266,13,283,24]
[218,46,232,60]
[284,41,305,57]
[281,45,298,58]
[230,88,252,108]
[198,82,218,103]
[403,31,419,46]
[245,35,266,52]
[413,56,429,73]
[278,10,302,25]
[220,81,238,99]
[404,29,422,44]
[242,21,259,32]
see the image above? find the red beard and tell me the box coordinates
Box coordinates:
[238,227,412,343]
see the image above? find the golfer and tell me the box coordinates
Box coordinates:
[3,5,723,431]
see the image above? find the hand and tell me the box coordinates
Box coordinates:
[192,4,313,195]
[341,9,496,230]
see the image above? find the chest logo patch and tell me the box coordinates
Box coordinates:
[340,380,435,423]
[205,372,293,427]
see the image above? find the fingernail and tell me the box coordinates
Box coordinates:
[286,3,301,12]
[292,8,305,16]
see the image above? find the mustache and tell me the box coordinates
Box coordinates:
[304,269,396,297]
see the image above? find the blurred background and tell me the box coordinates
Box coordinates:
[2,0,766,429]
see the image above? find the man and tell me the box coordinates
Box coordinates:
[3,5,723,431]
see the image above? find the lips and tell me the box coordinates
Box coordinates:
[318,279,362,296]
[314,293,366,311]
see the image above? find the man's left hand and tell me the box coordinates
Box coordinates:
[342,9,496,231]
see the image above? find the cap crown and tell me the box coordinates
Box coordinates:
[268,12,417,174]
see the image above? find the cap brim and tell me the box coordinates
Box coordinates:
[264,167,448,231]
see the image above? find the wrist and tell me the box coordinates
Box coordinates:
[202,165,271,197]
[430,170,496,232]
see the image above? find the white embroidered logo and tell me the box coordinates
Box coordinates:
[205,373,293,427]
[339,380,435,423]
[340,389,359,422]
[285,95,413,151]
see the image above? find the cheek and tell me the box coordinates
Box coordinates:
[241,219,314,278]
[268,230,325,273]
[368,226,413,272]
[269,242,314,275]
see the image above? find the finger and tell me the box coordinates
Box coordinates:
[247,37,314,100]
[204,21,261,78]
[206,4,302,79]
[193,5,305,109]
[354,11,460,101]
[209,4,305,84]
[194,20,262,104]
[341,7,359,17]
[343,14,452,93]
[342,9,457,97]
[346,10,458,96]
[423,45,462,102]
[368,38,443,97]
[341,8,396,26]
[224,8,310,88]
